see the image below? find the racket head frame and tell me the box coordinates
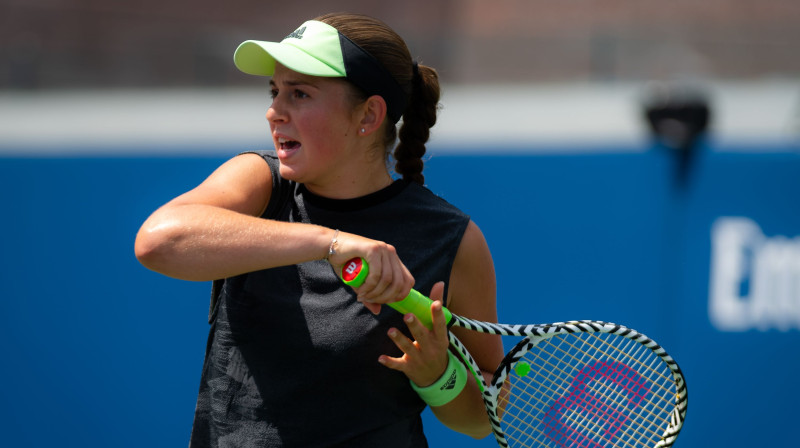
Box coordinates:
[447,318,688,448]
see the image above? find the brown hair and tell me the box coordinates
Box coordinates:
[315,13,440,185]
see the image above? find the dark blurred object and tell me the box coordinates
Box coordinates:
[643,82,712,184]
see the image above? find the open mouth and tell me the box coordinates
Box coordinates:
[278,138,301,151]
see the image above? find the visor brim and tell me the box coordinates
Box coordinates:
[234,40,345,78]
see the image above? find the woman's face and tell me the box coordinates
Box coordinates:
[267,63,366,192]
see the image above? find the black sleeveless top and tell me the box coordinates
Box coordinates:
[190,151,470,447]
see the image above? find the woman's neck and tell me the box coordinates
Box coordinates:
[303,165,394,200]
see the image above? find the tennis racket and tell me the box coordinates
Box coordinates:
[341,257,687,448]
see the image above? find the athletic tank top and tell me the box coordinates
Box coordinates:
[189,151,470,447]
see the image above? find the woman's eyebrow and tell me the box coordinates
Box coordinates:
[269,78,320,89]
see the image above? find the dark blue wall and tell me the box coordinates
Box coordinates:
[2,141,798,447]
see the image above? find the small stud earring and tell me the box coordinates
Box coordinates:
[360,128,366,134]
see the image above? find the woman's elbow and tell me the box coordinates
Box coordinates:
[462,423,492,440]
[134,220,179,272]
[436,412,493,440]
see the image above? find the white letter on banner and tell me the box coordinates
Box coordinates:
[709,217,800,332]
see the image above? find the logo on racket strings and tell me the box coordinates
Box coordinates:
[543,361,652,448]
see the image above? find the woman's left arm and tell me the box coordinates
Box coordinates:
[379,220,503,439]
[428,219,503,438]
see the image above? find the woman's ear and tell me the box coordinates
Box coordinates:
[359,95,388,136]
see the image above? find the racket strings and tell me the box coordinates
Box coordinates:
[499,351,661,448]
[553,333,675,443]
[532,333,674,428]
[582,332,676,396]
[501,366,649,448]
[497,332,678,448]
[501,374,652,448]
[528,342,668,446]
[550,333,674,445]
[565,333,677,416]
[547,332,676,416]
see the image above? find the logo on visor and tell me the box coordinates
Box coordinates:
[285,26,306,40]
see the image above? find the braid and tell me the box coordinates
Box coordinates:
[394,63,440,185]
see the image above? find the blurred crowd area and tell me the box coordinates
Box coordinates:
[1,0,799,89]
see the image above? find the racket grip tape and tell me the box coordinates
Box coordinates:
[340,257,453,328]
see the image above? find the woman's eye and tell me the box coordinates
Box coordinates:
[269,88,309,101]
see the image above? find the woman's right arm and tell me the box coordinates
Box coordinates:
[134,153,333,281]
[134,153,415,305]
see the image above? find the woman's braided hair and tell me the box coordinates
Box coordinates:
[316,13,440,185]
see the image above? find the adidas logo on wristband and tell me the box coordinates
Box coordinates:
[441,369,458,391]
[411,351,468,407]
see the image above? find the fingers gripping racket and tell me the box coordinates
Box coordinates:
[341,258,687,448]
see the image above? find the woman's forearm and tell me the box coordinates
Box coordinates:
[135,203,332,281]
[429,369,493,439]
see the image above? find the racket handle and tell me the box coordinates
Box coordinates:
[340,257,453,328]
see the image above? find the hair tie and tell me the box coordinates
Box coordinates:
[412,61,420,81]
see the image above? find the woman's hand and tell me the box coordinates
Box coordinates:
[328,231,415,314]
[376,282,452,388]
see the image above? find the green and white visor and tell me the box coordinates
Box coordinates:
[234,20,409,123]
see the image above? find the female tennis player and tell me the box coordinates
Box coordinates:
[135,12,504,447]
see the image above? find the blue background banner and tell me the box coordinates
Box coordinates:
[1,141,798,447]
